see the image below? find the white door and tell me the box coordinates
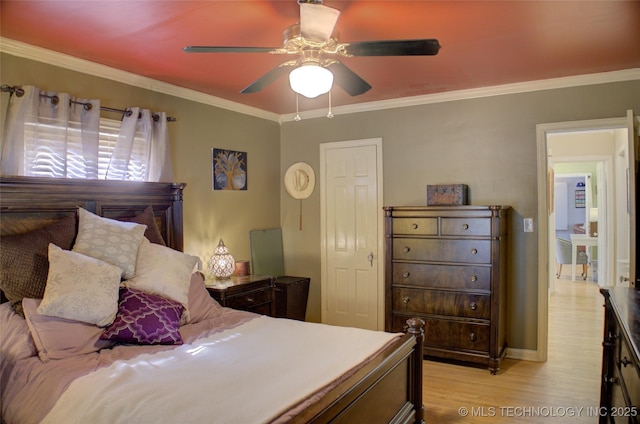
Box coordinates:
[320,138,383,330]
[625,110,638,286]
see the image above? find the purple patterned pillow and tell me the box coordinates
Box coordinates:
[101,287,183,345]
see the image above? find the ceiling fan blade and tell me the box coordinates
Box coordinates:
[344,39,441,56]
[183,46,277,53]
[240,64,295,94]
[326,61,372,96]
[300,3,341,42]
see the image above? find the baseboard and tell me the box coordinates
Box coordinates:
[506,347,541,362]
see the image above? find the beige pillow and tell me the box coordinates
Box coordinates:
[72,207,146,279]
[38,244,121,327]
[123,238,198,324]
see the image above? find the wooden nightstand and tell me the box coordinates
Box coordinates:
[204,275,275,316]
[274,276,310,321]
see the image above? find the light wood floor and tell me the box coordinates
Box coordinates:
[422,271,604,423]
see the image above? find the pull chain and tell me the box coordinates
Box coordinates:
[294,93,301,121]
[327,90,334,119]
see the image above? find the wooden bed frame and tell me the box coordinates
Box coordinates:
[0,176,425,424]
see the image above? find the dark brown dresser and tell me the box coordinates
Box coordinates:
[273,276,310,321]
[600,287,640,423]
[384,205,509,374]
[205,275,275,316]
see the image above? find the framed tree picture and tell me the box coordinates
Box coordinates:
[212,148,247,190]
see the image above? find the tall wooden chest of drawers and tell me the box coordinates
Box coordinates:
[384,206,509,374]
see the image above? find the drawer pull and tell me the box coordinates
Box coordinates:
[470,302,477,311]
[412,223,419,230]
[471,248,478,255]
[403,246,411,253]
[469,332,477,342]
[471,275,478,282]
[620,356,632,367]
[403,272,410,278]
[246,297,254,304]
[403,296,411,304]
[462,223,469,230]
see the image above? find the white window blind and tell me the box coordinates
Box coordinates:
[24,117,148,181]
[98,118,120,179]
[24,116,88,178]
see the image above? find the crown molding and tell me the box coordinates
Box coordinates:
[0,38,281,122]
[2,38,638,125]
[280,68,640,122]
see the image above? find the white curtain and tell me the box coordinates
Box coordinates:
[1,85,173,182]
[106,107,173,182]
[148,112,173,183]
[1,85,100,178]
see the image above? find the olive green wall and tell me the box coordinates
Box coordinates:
[280,81,640,350]
[0,54,282,265]
[3,52,640,352]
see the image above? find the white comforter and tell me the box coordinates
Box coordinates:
[41,315,399,424]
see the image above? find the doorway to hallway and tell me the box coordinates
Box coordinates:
[535,112,637,362]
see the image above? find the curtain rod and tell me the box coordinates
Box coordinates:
[0,84,177,122]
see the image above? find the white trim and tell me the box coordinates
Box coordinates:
[549,155,615,287]
[3,37,639,124]
[280,67,640,121]
[536,117,628,363]
[0,38,280,123]
[506,348,540,362]
[280,68,640,122]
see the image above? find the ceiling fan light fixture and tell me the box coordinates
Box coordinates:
[289,63,333,98]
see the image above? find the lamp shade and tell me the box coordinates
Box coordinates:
[289,63,333,98]
[208,239,235,279]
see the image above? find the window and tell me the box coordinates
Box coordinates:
[1,86,171,182]
[24,117,149,181]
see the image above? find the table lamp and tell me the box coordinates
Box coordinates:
[208,239,236,279]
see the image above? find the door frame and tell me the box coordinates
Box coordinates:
[548,157,613,288]
[536,116,630,362]
[319,137,385,329]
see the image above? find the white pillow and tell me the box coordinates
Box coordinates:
[123,238,199,324]
[38,244,121,327]
[72,207,147,279]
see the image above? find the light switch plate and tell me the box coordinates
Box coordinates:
[524,218,534,232]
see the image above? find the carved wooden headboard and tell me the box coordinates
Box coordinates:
[0,176,186,251]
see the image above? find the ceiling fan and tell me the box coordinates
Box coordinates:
[183,0,441,98]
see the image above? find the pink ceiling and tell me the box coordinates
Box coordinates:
[2,1,639,115]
